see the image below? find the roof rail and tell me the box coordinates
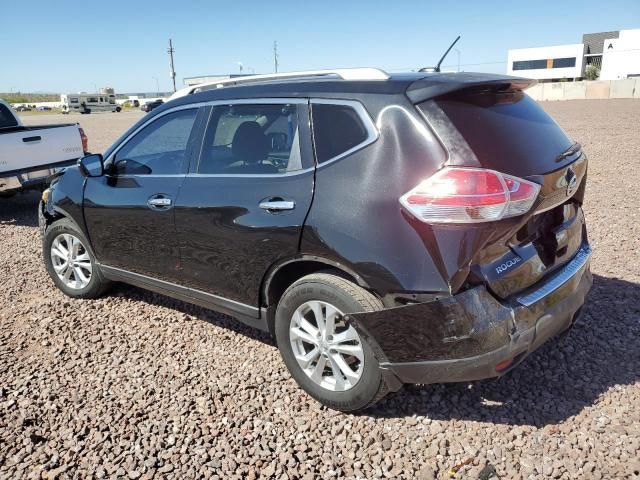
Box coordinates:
[169,68,390,100]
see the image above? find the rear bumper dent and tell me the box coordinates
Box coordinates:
[347,244,592,387]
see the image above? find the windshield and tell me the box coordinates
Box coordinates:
[0,104,18,129]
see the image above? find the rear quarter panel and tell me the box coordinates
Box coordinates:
[301,95,454,297]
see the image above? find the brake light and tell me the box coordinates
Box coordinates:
[79,127,89,153]
[399,167,540,223]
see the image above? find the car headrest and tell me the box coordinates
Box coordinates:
[232,121,269,164]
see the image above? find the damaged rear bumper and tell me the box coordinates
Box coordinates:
[347,245,592,389]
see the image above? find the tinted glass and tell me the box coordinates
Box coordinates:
[427,90,574,176]
[552,57,576,68]
[512,59,548,71]
[199,104,302,174]
[114,109,197,175]
[311,104,368,163]
[0,104,18,129]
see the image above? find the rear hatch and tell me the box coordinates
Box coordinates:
[414,81,588,300]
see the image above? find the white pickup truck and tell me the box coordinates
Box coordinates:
[0,99,87,196]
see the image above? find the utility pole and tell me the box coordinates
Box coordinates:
[168,39,177,93]
[273,41,279,73]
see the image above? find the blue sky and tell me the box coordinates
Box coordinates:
[1,0,638,93]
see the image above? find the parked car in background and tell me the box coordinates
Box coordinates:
[141,99,163,112]
[39,69,592,411]
[0,99,87,196]
[14,105,31,112]
[36,106,52,111]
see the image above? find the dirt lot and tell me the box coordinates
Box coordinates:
[1,101,639,479]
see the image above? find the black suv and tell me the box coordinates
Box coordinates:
[40,69,592,411]
[141,99,164,112]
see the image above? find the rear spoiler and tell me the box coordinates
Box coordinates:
[405,73,536,104]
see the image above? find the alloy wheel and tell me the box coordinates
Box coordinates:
[50,233,92,290]
[289,300,365,392]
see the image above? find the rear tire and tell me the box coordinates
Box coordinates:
[275,273,388,411]
[43,218,110,299]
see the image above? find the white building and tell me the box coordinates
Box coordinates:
[507,44,584,80]
[507,29,640,81]
[600,29,640,80]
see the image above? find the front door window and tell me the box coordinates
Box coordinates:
[112,109,197,175]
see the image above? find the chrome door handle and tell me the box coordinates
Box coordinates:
[259,200,295,211]
[147,197,172,209]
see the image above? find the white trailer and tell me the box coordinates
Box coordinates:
[60,92,121,114]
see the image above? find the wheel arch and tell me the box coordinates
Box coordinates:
[43,204,74,229]
[261,256,374,335]
[42,205,97,256]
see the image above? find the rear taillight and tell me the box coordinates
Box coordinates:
[79,127,89,153]
[399,167,540,223]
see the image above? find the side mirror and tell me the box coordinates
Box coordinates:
[78,154,104,177]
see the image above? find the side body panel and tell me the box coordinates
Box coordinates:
[81,107,206,282]
[174,102,316,307]
[82,174,185,281]
[300,94,454,299]
[175,173,315,306]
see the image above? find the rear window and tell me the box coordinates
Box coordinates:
[311,103,369,163]
[0,104,18,129]
[426,90,574,176]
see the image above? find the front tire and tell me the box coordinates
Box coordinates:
[275,273,388,411]
[43,218,110,299]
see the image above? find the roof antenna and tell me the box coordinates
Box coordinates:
[419,35,461,73]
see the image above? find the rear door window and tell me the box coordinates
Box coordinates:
[311,103,370,163]
[0,104,18,129]
[199,103,304,174]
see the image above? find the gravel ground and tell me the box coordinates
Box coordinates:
[1,100,639,479]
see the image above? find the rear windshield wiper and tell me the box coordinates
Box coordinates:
[555,142,582,162]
